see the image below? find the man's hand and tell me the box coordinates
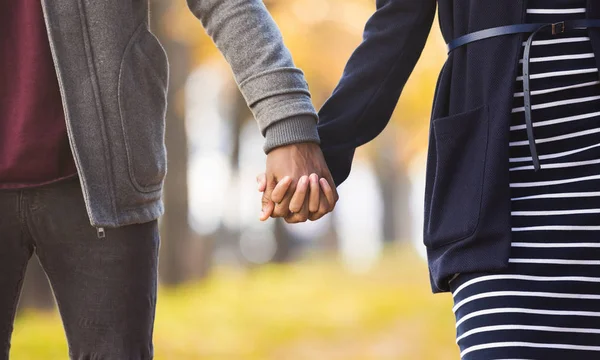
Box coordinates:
[259,142,338,223]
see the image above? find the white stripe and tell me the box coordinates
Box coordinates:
[456,324,600,344]
[516,68,599,81]
[455,307,600,329]
[522,36,590,46]
[527,8,587,14]
[518,53,595,64]
[510,158,600,171]
[510,111,600,131]
[512,208,600,216]
[461,342,600,358]
[509,127,600,146]
[512,242,600,248]
[514,80,600,97]
[512,191,600,201]
[512,95,600,113]
[509,258,600,264]
[452,274,600,298]
[512,226,600,232]
[510,174,600,187]
[453,291,600,313]
[509,143,600,163]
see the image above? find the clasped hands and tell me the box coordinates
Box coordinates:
[257,142,338,223]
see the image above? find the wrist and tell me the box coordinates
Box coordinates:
[263,116,320,154]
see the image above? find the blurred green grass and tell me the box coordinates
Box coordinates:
[10,246,458,359]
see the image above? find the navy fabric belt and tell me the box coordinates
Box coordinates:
[447,20,600,171]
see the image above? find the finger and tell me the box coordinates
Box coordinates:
[286,199,310,224]
[273,198,292,218]
[260,197,275,221]
[289,176,309,213]
[320,178,337,211]
[272,176,292,204]
[308,174,320,213]
[309,193,330,221]
[272,180,296,218]
[260,178,277,221]
[327,174,340,203]
[256,173,267,192]
[299,193,310,221]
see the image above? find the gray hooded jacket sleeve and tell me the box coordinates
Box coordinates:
[187,0,320,153]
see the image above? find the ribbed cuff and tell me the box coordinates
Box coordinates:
[263,115,320,154]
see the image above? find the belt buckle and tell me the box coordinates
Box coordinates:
[552,21,565,35]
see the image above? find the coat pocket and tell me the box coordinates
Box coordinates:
[118,24,169,193]
[424,104,489,248]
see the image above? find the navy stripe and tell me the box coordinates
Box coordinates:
[453,1,600,358]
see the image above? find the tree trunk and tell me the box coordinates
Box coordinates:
[374,130,412,243]
[150,1,193,285]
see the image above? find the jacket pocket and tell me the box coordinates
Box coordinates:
[118,24,169,193]
[424,104,489,248]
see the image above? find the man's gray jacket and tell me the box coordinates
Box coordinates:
[40,0,319,230]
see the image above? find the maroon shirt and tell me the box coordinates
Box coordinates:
[0,0,77,189]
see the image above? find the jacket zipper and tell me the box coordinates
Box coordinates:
[40,0,102,237]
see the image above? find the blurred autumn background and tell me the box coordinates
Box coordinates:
[12,1,458,359]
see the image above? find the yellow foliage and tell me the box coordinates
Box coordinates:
[10,248,458,360]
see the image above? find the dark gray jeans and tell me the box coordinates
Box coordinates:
[0,178,159,360]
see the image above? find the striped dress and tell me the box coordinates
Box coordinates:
[451,1,600,358]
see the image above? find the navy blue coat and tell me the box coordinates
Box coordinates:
[317,0,600,292]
